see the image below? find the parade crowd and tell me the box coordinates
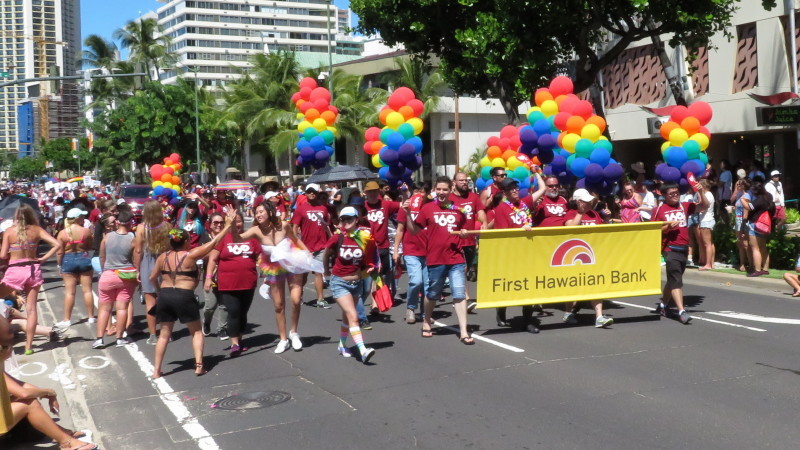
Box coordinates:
[0,157,798,449]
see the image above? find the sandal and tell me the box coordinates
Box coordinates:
[421,328,433,338]
[195,362,208,376]
[792,290,800,297]
[59,438,99,449]
[64,429,87,439]
[460,336,475,345]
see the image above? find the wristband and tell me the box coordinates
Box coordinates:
[205,274,214,279]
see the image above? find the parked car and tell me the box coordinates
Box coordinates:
[120,184,151,222]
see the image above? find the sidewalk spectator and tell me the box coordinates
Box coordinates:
[741,177,775,277]
[619,181,642,223]
[717,160,733,223]
[766,170,785,230]
[732,178,752,272]
[638,180,657,221]
[696,179,716,271]
[783,256,800,297]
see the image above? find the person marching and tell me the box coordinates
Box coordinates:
[652,181,710,324]
[393,183,429,324]
[490,173,546,333]
[402,176,474,345]
[55,208,95,327]
[531,175,569,227]
[291,183,333,309]
[133,200,171,345]
[450,172,487,311]
[364,181,401,306]
[322,206,378,363]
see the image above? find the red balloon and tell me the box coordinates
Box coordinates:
[497,138,511,149]
[509,135,522,150]
[291,92,300,103]
[163,166,175,176]
[388,93,407,110]
[299,77,317,89]
[169,153,180,162]
[329,105,339,115]
[698,126,711,138]
[407,99,424,117]
[313,98,328,110]
[687,101,713,126]
[487,136,500,147]
[363,142,373,153]
[299,86,312,101]
[670,105,690,124]
[365,127,382,142]
[298,102,312,113]
[549,76,574,97]
[393,87,415,103]
[553,112,572,131]
[558,95,580,115]
[499,125,518,138]
[573,100,593,119]
[309,87,332,103]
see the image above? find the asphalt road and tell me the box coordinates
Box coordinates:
[8,262,800,450]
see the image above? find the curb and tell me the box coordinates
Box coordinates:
[682,267,789,290]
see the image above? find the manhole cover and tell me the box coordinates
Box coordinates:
[212,391,291,410]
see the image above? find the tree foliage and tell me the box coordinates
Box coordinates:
[9,156,46,180]
[113,18,175,82]
[352,0,775,123]
[39,138,96,173]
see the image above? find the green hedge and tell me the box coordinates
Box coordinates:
[712,221,800,270]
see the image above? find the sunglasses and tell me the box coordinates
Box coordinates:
[546,184,559,188]
[495,174,507,178]
[211,221,224,225]
[340,216,357,222]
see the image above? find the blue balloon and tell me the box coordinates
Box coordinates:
[584,163,605,183]
[386,132,405,150]
[665,146,688,168]
[297,139,310,149]
[662,166,682,182]
[519,126,538,146]
[407,136,423,153]
[519,177,531,189]
[379,127,393,143]
[153,186,164,196]
[680,159,704,177]
[570,157,591,178]
[519,188,529,198]
[378,167,390,179]
[309,136,326,151]
[589,148,611,167]
[476,178,487,192]
[533,118,551,136]
[325,145,334,155]
[379,147,399,166]
[559,149,571,158]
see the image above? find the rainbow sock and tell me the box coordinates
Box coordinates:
[339,325,349,348]
[349,326,367,355]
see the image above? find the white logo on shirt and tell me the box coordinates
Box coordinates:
[462,204,474,220]
[226,243,252,256]
[367,210,385,225]
[306,211,324,225]
[433,212,458,231]
[339,246,363,260]
[546,205,566,216]
[664,211,687,227]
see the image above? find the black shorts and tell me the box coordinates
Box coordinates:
[462,245,477,270]
[664,251,687,290]
[156,287,201,324]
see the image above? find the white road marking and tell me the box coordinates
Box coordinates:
[123,343,220,450]
[611,301,767,332]
[16,361,48,377]
[48,363,76,390]
[77,355,111,370]
[432,321,525,353]
[707,311,800,325]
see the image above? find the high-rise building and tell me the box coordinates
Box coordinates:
[337,8,351,36]
[156,0,342,87]
[0,0,82,158]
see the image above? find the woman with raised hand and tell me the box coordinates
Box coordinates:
[133,200,171,345]
[0,204,61,355]
[55,208,95,328]
[149,210,235,378]
[201,212,229,339]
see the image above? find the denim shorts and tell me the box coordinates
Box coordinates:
[330,275,363,300]
[61,252,93,274]
[426,263,466,301]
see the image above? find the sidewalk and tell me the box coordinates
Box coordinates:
[0,287,99,449]
[682,265,792,292]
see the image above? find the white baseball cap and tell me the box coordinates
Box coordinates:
[264,191,279,200]
[571,188,595,203]
[305,183,321,193]
[66,208,88,219]
[770,170,781,177]
[339,206,359,217]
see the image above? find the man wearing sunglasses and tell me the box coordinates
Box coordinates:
[480,167,508,211]
[531,176,569,227]
[652,181,709,324]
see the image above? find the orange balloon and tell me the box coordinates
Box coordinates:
[681,116,701,135]
[371,140,383,154]
[161,173,172,183]
[501,149,517,160]
[554,94,568,105]
[174,162,183,171]
[486,146,502,159]
[172,176,180,185]
[379,108,392,125]
[305,108,320,121]
[398,105,415,120]
[534,90,553,107]
[566,116,586,135]
[557,131,567,148]
[659,121,679,141]
[585,115,607,134]
[320,110,336,125]
[530,156,542,166]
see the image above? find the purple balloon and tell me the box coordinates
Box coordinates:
[315,150,329,162]
[398,143,416,162]
[662,166,682,182]
[415,155,423,167]
[602,163,624,182]
[655,162,667,179]
[680,159,704,177]
[679,178,690,193]
[299,146,315,159]
[575,178,586,189]
[538,148,555,164]
[537,134,556,151]
[584,163,605,183]
[550,154,567,173]
[389,164,405,176]
[519,126,538,146]
[518,188,529,198]
[557,171,572,187]
[543,165,554,176]
[380,147,399,166]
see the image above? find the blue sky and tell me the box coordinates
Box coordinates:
[81,0,353,54]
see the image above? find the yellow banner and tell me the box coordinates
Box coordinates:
[476,222,663,308]
[0,373,12,434]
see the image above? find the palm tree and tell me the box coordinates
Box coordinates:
[329,70,388,162]
[81,35,138,111]
[81,34,117,71]
[113,18,175,82]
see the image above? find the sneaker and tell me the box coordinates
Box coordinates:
[563,312,578,325]
[595,316,614,328]
[146,334,158,345]
[525,323,540,334]
[87,317,97,324]
[316,299,332,309]
[115,337,131,347]
[289,332,303,351]
[55,320,71,329]
[92,338,105,349]
[218,329,229,341]
[274,339,290,354]
[679,310,692,324]
[202,322,211,337]
[361,347,375,364]
[359,319,372,330]
[337,346,352,357]
[23,349,34,356]
[466,301,477,312]
[405,309,417,324]
[654,303,668,317]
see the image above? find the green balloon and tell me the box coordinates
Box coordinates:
[398,123,415,139]
[698,152,708,165]
[480,166,492,180]
[320,130,335,145]
[303,127,318,140]
[575,139,593,158]
[683,140,701,160]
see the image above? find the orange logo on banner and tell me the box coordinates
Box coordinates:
[550,239,595,267]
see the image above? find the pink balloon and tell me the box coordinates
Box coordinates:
[365,127,382,142]
[573,100,593,119]
[687,101,713,126]
[487,136,500,147]
[670,105,690,124]
[309,87,332,103]
[498,138,511,149]
[407,99,425,117]
[299,77,317,89]
[499,125,518,138]
[549,76,574,97]
[558,95,580,115]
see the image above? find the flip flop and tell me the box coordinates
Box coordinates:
[792,291,800,297]
[421,328,433,338]
[460,336,475,345]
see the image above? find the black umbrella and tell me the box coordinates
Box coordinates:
[0,195,41,222]
[305,165,378,184]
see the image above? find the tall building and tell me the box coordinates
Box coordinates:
[337,8,351,36]
[156,0,341,87]
[0,0,81,157]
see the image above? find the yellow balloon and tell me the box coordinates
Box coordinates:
[371,154,384,168]
[298,121,312,133]
[661,141,670,152]
[669,128,689,146]
[313,118,328,132]
[480,156,491,167]
[581,124,601,142]
[326,126,338,138]
[174,186,181,194]
[163,182,173,190]
[296,112,305,120]
[562,133,580,153]
[540,99,558,117]
[154,181,163,187]
[386,111,405,130]
[490,157,506,168]
[407,117,424,135]
[690,133,710,151]
[506,156,522,169]
[151,181,159,188]
[597,135,609,141]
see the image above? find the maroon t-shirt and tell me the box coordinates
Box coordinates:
[397,195,427,257]
[653,201,697,250]
[214,233,259,291]
[211,199,236,214]
[325,232,377,277]
[564,209,604,226]
[291,202,330,252]
[533,196,569,227]
[449,191,484,246]
[483,184,503,212]
[492,200,531,229]
[365,199,400,249]
[414,201,466,266]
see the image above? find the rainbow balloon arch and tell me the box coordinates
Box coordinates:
[292,77,339,169]
[149,153,184,199]
[655,103,713,187]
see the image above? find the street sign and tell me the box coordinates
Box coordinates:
[756,105,800,126]
[0,72,8,79]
